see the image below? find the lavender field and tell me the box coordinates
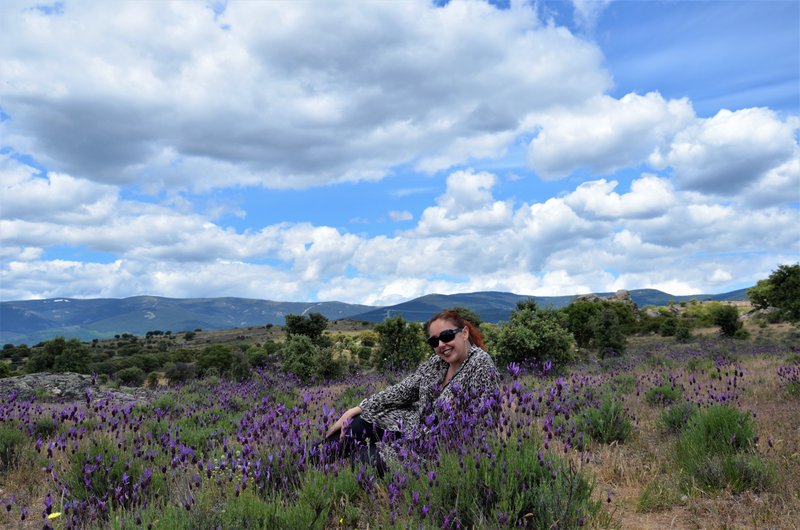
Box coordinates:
[1,336,799,529]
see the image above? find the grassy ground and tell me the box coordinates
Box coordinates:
[1,328,798,529]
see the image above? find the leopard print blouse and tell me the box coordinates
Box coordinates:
[358,344,499,433]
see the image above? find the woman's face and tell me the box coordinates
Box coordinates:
[428,318,470,367]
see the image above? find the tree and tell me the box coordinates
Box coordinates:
[659,318,678,337]
[196,345,234,377]
[675,320,693,342]
[494,302,574,368]
[284,312,329,345]
[748,263,800,322]
[165,362,196,384]
[228,351,252,382]
[116,367,146,387]
[26,337,90,374]
[591,307,626,357]
[563,301,602,348]
[373,315,427,372]
[280,335,317,382]
[711,305,742,337]
[0,361,12,379]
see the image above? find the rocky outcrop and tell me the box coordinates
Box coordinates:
[575,289,638,309]
[0,372,156,404]
[0,372,93,401]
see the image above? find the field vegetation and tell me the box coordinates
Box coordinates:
[0,264,798,528]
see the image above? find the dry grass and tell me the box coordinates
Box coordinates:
[584,351,800,530]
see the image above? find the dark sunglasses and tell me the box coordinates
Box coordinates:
[427,327,463,348]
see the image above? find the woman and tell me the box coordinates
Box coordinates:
[321,310,499,474]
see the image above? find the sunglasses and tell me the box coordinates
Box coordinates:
[426,327,464,348]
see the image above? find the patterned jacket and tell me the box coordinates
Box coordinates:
[358,345,499,433]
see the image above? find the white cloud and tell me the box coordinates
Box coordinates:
[564,175,674,219]
[0,0,610,191]
[415,170,514,236]
[651,108,798,195]
[571,0,613,32]
[389,210,413,222]
[1,3,797,308]
[527,92,695,180]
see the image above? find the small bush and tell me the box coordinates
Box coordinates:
[579,394,633,444]
[674,321,693,342]
[645,381,682,406]
[659,318,677,337]
[0,425,26,472]
[165,361,196,383]
[675,404,773,492]
[32,417,58,439]
[145,371,160,388]
[658,401,697,434]
[115,366,146,387]
[711,305,742,337]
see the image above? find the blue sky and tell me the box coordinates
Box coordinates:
[1,0,798,306]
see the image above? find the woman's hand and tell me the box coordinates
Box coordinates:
[326,406,363,439]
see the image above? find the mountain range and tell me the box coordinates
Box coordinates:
[0,288,749,345]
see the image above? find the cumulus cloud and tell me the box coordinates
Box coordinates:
[563,175,674,219]
[1,2,797,306]
[650,108,798,195]
[0,0,609,191]
[527,92,695,180]
[415,170,514,236]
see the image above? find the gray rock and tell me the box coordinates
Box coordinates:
[0,372,93,401]
[0,372,157,404]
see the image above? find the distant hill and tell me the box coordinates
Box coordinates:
[0,288,749,345]
[349,288,750,323]
[0,296,375,345]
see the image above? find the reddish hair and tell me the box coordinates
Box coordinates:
[425,310,485,350]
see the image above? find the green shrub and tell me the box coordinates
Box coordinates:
[675,404,773,492]
[115,366,146,386]
[591,307,627,357]
[0,425,26,472]
[165,361,196,383]
[711,305,742,337]
[145,371,160,388]
[0,360,12,378]
[644,381,682,406]
[280,335,317,382]
[579,394,633,444]
[494,302,575,368]
[407,434,600,529]
[658,401,697,434]
[659,318,677,337]
[32,417,58,439]
[674,320,693,342]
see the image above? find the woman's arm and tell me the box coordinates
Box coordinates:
[358,357,436,415]
[325,406,363,439]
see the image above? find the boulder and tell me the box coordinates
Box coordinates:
[574,289,638,310]
[0,372,156,404]
[0,372,93,402]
